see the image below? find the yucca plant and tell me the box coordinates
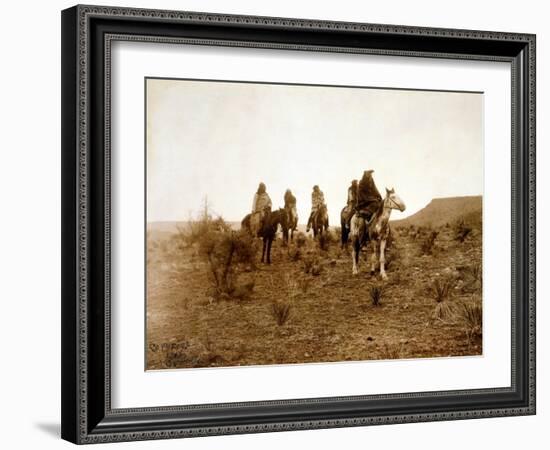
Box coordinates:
[460,300,482,342]
[432,278,453,303]
[431,278,455,320]
[271,302,292,326]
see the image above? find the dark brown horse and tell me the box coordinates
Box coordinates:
[282,206,298,245]
[242,208,289,264]
[311,204,329,237]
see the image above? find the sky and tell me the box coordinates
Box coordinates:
[146,78,483,225]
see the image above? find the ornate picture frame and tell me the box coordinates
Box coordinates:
[61,5,535,444]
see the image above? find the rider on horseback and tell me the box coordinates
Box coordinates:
[356,170,382,223]
[284,189,298,232]
[306,185,326,232]
[342,179,358,228]
[251,182,272,236]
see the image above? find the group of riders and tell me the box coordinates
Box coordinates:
[249,170,382,236]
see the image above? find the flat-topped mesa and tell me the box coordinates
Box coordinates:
[391,195,482,228]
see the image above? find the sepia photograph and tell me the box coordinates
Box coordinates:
[145,77,483,370]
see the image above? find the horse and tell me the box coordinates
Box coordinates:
[282,206,298,244]
[311,204,329,237]
[241,208,289,264]
[340,206,351,248]
[349,188,406,279]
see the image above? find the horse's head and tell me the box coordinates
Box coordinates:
[385,187,406,212]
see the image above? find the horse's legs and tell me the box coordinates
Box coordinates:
[261,238,266,263]
[341,219,348,248]
[352,238,360,275]
[267,237,273,264]
[370,240,378,275]
[379,238,388,280]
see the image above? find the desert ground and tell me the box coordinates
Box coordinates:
[146,196,482,370]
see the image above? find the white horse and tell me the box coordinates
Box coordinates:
[350,188,406,279]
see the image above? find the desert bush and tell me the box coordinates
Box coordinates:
[458,262,483,294]
[197,226,257,300]
[288,247,302,261]
[284,273,300,300]
[431,278,456,320]
[230,280,255,301]
[295,232,307,248]
[271,301,292,326]
[384,246,401,271]
[454,218,472,243]
[379,342,405,360]
[420,230,439,255]
[459,298,482,342]
[469,263,482,284]
[310,262,323,276]
[318,230,336,252]
[370,286,382,306]
[303,255,322,275]
[431,278,453,303]
[303,256,315,274]
[298,277,312,294]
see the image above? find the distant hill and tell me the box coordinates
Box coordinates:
[391,196,482,228]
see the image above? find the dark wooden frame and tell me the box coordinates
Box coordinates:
[61,4,536,444]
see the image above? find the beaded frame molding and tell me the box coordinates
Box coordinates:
[61,4,536,444]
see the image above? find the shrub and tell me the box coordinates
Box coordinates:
[197,227,257,300]
[271,301,292,326]
[420,230,438,255]
[459,298,482,342]
[469,263,482,284]
[370,286,382,306]
[303,255,321,275]
[288,247,302,261]
[431,278,456,320]
[384,246,401,271]
[379,342,405,360]
[310,262,323,276]
[295,232,307,248]
[318,231,335,252]
[298,277,312,294]
[431,278,453,303]
[454,218,472,243]
[183,215,222,246]
[284,273,300,300]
